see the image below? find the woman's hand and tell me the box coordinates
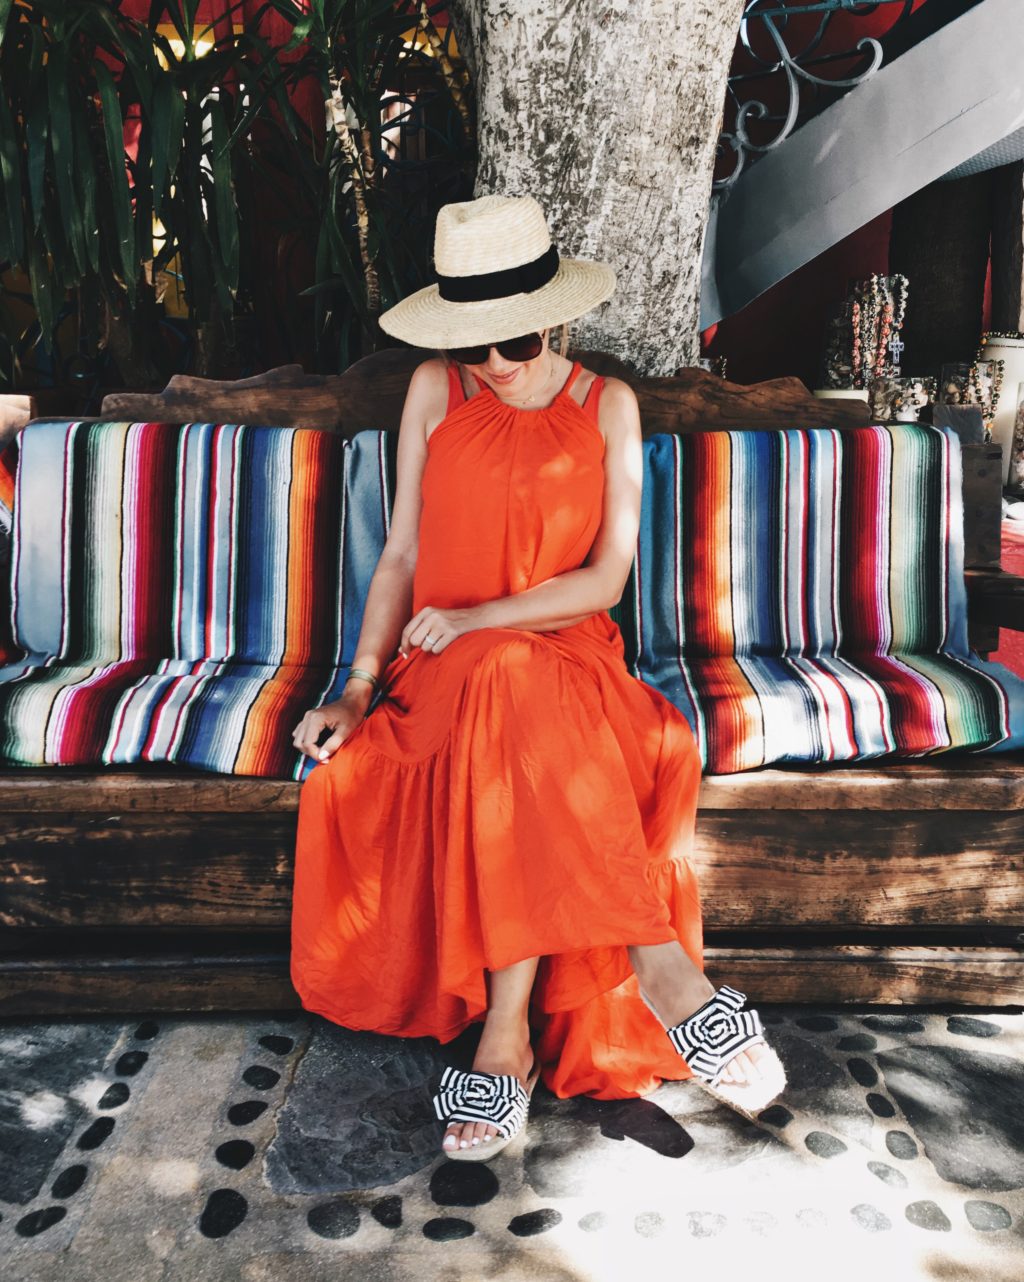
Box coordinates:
[399,604,483,658]
[292,694,367,763]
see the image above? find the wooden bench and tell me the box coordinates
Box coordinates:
[1,351,1021,1016]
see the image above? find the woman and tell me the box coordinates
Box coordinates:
[290,194,785,1162]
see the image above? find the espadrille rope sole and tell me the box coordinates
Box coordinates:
[433,1056,542,1162]
[641,982,787,1122]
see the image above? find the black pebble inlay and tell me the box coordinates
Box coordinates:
[867,1160,907,1189]
[200,1189,249,1238]
[16,1206,67,1237]
[430,1161,498,1207]
[867,1092,896,1118]
[51,1165,88,1198]
[905,1200,951,1232]
[371,1195,402,1229]
[242,1065,281,1090]
[423,1217,475,1241]
[795,1015,839,1031]
[258,1035,295,1055]
[885,1130,918,1160]
[134,1020,160,1040]
[838,1034,877,1052]
[964,1200,1012,1231]
[758,1104,793,1128]
[805,1131,847,1159]
[862,1015,924,1033]
[847,1058,878,1087]
[307,1199,360,1239]
[579,1211,609,1232]
[97,1082,130,1109]
[509,1209,562,1237]
[851,1203,891,1233]
[115,1051,148,1076]
[77,1118,115,1150]
[215,1140,255,1171]
[947,1016,999,1039]
[228,1100,268,1126]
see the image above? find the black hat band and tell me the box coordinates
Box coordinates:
[435,243,560,303]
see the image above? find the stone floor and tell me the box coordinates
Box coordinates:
[2,1005,1023,1281]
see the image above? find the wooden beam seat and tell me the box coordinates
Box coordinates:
[1,756,1021,1013]
[2,354,1023,1015]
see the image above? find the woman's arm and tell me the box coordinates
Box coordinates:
[400,378,643,652]
[294,359,445,756]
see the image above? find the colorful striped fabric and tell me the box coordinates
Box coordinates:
[626,425,1024,773]
[0,437,18,665]
[1,422,396,780]
[0,418,1021,779]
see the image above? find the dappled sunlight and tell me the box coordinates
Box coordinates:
[17,1089,67,1130]
[144,1157,202,1197]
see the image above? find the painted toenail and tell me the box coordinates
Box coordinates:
[471,1138,479,1145]
[459,1140,468,1148]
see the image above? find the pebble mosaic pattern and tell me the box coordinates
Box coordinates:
[4,1018,155,1242]
[2,1007,1023,1280]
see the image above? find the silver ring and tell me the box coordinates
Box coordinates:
[424,634,435,646]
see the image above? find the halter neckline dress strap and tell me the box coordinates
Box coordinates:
[447,359,601,418]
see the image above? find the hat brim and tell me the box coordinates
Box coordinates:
[377,259,616,348]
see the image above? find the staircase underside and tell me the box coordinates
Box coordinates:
[701,0,1024,328]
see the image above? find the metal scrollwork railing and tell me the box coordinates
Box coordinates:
[715,0,915,192]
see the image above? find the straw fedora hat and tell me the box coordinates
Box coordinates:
[378,194,616,348]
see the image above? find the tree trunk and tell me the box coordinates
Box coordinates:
[445,1,744,376]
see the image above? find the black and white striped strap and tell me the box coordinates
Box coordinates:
[432,1066,529,1140]
[666,984,765,1088]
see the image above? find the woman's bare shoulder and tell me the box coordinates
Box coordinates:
[403,356,451,427]
[595,375,641,444]
[599,374,638,403]
[408,355,450,396]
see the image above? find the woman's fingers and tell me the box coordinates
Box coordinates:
[400,607,429,654]
[295,712,329,760]
[293,705,358,762]
[316,727,348,761]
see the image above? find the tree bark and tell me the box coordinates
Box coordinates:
[445,1,744,375]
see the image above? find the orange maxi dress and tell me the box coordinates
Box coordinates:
[290,359,705,1100]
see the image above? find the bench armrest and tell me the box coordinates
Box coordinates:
[965,568,1024,633]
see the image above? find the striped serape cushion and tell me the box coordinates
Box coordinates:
[0,419,1021,779]
[625,425,1024,773]
[0,437,19,665]
[1,422,395,780]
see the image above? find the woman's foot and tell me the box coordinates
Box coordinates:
[629,941,769,1086]
[441,1026,535,1154]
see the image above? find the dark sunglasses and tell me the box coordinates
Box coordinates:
[445,332,544,365]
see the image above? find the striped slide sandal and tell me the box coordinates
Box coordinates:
[644,983,787,1122]
[433,1056,542,1162]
